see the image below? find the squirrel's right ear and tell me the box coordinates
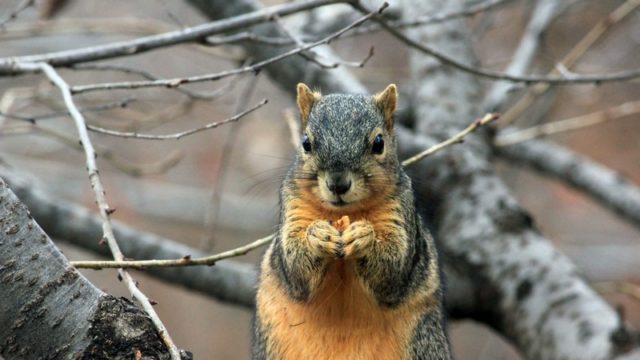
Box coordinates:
[296,83,321,128]
[374,84,397,131]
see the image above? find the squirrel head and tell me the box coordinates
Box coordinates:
[294,83,399,210]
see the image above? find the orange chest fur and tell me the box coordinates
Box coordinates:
[257,261,419,360]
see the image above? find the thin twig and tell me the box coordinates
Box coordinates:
[273,14,374,69]
[70,4,387,94]
[72,234,275,269]
[0,0,344,75]
[86,99,267,140]
[13,61,181,360]
[351,0,640,85]
[495,100,640,146]
[2,123,183,176]
[0,97,135,123]
[499,0,640,125]
[272,14,337,69]
[71,64,227,100]
[352,0,514,36]
[401,113,500,167]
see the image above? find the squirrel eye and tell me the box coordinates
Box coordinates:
[372,134,384,154]
[302,134,312,153]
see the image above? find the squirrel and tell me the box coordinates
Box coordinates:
[252,83,452,360]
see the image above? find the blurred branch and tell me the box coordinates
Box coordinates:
[297,0,514,40]
[70,5,385,94]
[11,62,181,359]
[86,99,267,140]
[0,0,35,28]
[0,0,345,75]
[351,1,640,85]
[494,138,640,229]
[499,0,640,125]
[483,0,565,111]
[0,165,259,308]
[494,100,640,146]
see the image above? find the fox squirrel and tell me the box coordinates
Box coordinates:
[252,83,451,359]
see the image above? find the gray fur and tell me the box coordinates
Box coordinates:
[253,91,451,359]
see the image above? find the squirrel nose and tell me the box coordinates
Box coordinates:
[326,173,351,195]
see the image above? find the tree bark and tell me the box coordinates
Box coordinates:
[0,176,173,360]
[399,0,637,358]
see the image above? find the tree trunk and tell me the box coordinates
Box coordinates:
[0,177,173,360]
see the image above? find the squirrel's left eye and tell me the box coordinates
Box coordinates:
[372,134,384,154]
[302,134,312,153]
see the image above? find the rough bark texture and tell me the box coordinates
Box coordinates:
[399,0,636,358]
[0,176,173,359]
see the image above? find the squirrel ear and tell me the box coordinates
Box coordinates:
[296,83,321,128]
[374,84,397,130]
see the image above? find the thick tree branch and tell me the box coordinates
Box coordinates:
[0,177,175,359]
[494,138,640,229]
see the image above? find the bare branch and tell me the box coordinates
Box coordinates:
[86,98,267,140]
[12,62,181,359]
[70,5,386,94]
[401,113,499,167]
[0,97,135,123]
[72,235,273,270]
[495,100,640,146]
[0,0,344,75]
[351,1,640,85]
[71,64,227,100]
[499,0,640,124]
[483,0,565,110]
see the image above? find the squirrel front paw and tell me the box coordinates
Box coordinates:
[306,220,342,258]
[341,220,376,259]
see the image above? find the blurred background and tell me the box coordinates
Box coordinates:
[0,0,639,358]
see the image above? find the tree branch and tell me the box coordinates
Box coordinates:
[69,5,384,94]
[0,165,258,308]
[12,62,181,359]
[494,137,640,229]
[351,1,640,85]
[86,99,267,140]
[0,0,344,75]
[0,177,175,359]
